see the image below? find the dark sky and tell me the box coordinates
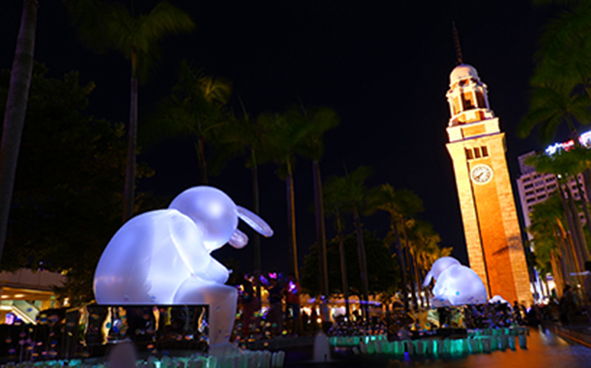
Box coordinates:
[2,1,558,275]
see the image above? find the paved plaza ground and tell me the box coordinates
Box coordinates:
[276,324,591,368]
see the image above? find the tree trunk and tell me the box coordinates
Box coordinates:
[0,0,37,263]
[412,251,423,309]
[391,220,409,313]
[313,161,329,297]
[566,184,589,267]
[251,157,261,302]
[550,250,564,298]
[552,224,567,296]
[123,48,138,223]
[556,218,578,285]
[576,173,591,253]
[353,207,369,320]
[286,159,298,280]
[407,248,417,310]
[195,136,208,184]
[558,184,584,277]
[401,217,417,310]
[542,276,550,298]
[336,213,350,320]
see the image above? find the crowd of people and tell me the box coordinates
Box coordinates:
[232,272,590,342]
[234,273,303,339]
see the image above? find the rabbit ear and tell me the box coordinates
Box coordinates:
[229,229,248,249]
[236,206,274,237]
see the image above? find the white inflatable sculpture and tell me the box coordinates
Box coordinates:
[422,256,488,307]
[94,186,273,351]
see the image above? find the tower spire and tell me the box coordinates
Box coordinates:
[452,21,463,65]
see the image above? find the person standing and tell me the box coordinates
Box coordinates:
[240,279,259,338]
[320,296,332,333]
[559,285,576,326]
[267,277,283,336]
[284,272,301,335]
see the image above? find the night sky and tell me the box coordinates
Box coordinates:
[2,1,559,275]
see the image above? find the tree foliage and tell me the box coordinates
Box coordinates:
[65,0,194,221]
[145,61,233,183]
[528,193,564,274]
[300,231,400,298]
[0,64,153,304]
[518,1,591,143]
[64,0,195,82]
[0,0,38,266]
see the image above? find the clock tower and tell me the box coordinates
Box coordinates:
[445,64,532,305]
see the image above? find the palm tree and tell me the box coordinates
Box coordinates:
[296,106,340,298]
[324,166,373,319]
[146,61,232,184]
[528,193,570,297]
[323,173,351,319]
[526,151,591,270]
[366,184,409,310]
[530,1,591,96]
[405,220,448,309]
[384,188,424,311]
[517,84,591,144]
[0,0,38,264]
[521,0,591,235]
[210,100,266,299]
[257,110,310,280]
[64,0,194,221]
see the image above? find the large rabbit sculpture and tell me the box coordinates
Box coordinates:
[94,186,273,350]
[422,256,488,307]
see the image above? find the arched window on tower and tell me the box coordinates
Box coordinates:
[452,96,460,115]
[462,92,475,110]
[474,147,481,158]
[476,90,486,108]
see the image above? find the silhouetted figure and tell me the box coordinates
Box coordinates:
[267,278,283,336]
[283,272,301,335]
[559,285,576,326]
[239,279,259,337]
[438,307,450,328]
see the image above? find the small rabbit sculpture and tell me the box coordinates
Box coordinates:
[422,256,488,307]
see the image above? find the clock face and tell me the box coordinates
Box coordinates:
[471,164,493,184]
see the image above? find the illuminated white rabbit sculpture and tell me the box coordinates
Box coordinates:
[422,256,488,307]
[93,186,273,349]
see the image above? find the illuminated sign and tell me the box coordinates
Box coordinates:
[545,130,591,155]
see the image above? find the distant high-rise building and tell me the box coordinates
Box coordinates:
[445,63,533,305]
[516,139,588,240]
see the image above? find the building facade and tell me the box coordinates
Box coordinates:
[516,144,588,234]
[445,64,533,305]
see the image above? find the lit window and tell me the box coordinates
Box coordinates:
[474,147,481,158]
[481,146,489,157]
